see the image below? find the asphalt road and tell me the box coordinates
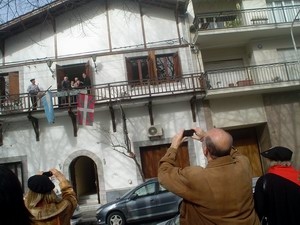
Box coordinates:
[75,209,172,225]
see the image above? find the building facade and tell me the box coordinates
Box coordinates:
[0,0,299,209]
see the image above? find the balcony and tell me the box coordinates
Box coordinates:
[1,61,299,117]
[0,73,205,116]
[192,5,300,48]
[205,61,300,98]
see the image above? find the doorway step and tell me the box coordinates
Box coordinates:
[79,193,98,205]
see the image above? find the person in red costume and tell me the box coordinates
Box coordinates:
[254,146,300,225]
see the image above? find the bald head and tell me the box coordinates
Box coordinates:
[204,128,233,158]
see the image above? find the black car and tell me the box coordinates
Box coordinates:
[96,178,181,225]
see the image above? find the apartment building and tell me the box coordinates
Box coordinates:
[0,0,299,208]
[190,0,300,176]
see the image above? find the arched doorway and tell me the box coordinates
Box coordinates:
[70,156,100,205]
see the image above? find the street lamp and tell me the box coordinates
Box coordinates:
[46,59,54,73]
[92,55,97,72]
[291,9,300,63]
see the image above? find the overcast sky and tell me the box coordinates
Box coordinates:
[0,0,54,24]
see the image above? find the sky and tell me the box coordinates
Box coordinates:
[0,0,55,24]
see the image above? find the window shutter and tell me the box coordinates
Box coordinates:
[9,72,19,100]
[85,60,93,82]
[147,50,157,81]
[126,57,133,83]
[173,52,182,79]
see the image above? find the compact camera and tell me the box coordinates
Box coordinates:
[183,129,195,137]
[42,171,53,177]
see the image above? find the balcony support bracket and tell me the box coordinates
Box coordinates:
[109,105,116,132]
[190,95,197,123]
[68,108,77,137]
[148,100,154,126]
[28,114,40,141]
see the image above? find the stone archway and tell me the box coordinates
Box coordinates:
[62,150,107,204]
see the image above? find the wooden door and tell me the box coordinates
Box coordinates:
[140,142,190,179]
[228,128,263,177]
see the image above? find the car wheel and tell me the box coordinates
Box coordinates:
[107,212,125,225]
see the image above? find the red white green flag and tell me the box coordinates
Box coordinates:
[77,93,95,126]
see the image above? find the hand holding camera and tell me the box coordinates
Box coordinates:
[183,129,195,137]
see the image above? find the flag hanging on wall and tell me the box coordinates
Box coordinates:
[41,91,55,124]
[77,93,95,126]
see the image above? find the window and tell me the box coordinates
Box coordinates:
[126,51,182,85]
[134,182,156,197]
[0,162,25,192]
[267,1,300,22]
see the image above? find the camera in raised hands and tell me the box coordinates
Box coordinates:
[183,129,195,137]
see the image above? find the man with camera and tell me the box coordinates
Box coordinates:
[158,127,259,225]
[24,168,77,225]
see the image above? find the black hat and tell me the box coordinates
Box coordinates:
[261,146,293,161]
[28,175,55,194]
[30,78,35,82]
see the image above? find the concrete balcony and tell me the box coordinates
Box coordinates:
[192,5,300,49]
[204,61,300,99]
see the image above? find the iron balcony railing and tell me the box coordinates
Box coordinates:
[205,61,300,89]
[193,5,300,30]
[1,61,299,116]
[0,73,204,115]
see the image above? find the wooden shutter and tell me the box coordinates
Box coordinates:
[173,52,182,79]
[56,64,65,90]
[126,57,133,83]
[9,72,19,100]
[148,50,157,82]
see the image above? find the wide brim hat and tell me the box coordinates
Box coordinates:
[28,175,55,194]
[261,146,293,161]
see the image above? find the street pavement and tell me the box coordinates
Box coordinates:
[75,209,171,225]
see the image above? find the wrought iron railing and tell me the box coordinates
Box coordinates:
[1,61,300,116]
[193,5,300,30]
[0,73,204,115]
[206,61,300,89]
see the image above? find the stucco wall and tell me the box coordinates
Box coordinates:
[263,91,300,169]
[209,94,267,128]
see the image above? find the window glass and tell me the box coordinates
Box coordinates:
[126,52,180,84]
[134,182,156,197]
[156,54,175,80]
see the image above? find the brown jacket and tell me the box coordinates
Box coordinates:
[158,147,260,225]
[29,180,77,225]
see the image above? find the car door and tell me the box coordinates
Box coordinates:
[125,181,158,221]
[155,184,181,216]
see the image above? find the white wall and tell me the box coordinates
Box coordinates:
[209,95,267,128]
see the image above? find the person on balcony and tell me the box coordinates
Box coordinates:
[158,127,259,225]
[61,76,71,105]
[81,73,91,94]
[27,78,40,110]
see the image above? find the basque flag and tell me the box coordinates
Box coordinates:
[41,91,55,123]
[77,93,95,126]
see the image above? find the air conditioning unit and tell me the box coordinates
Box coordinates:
[148,125,163,138]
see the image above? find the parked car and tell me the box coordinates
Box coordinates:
[96,178,181,225]
[156,215,180,225]
[71,205,82,225]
